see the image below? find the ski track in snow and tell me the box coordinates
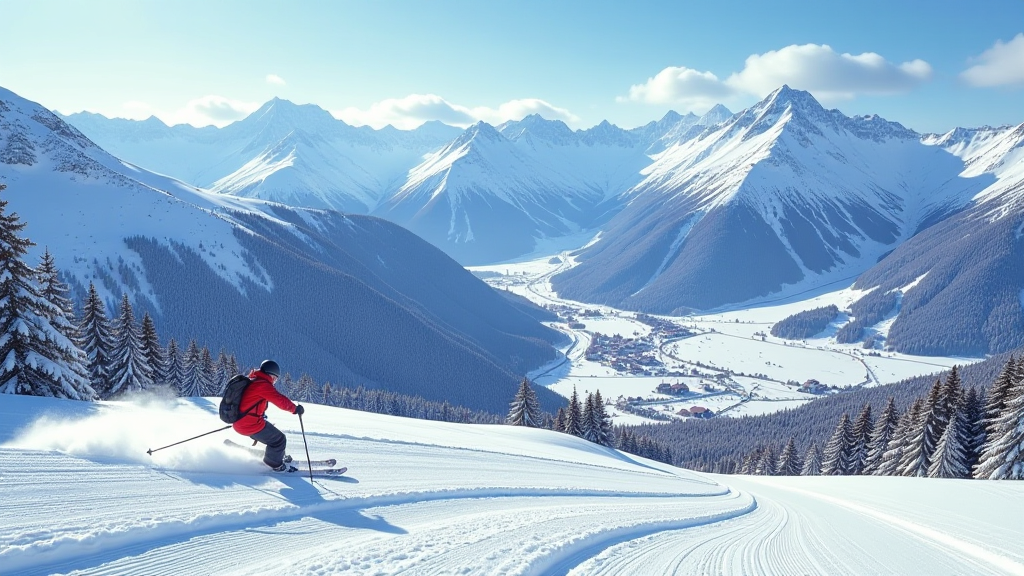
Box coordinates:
[2,397,1023,575]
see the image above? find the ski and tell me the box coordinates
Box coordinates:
[275,465,348,477]
[223,439,337,468]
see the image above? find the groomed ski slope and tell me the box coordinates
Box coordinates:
[1,395,1022,576]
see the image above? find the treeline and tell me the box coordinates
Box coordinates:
[729,358,1024,479]
[770,305,839,339]
[506,379,676,465]
[631,347,1019,472]
[277,373,501,425]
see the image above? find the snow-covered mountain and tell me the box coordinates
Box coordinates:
[4,394,1023,575]
[848,123,1024,355]
[553,87,993,309]
[63,104,735,265]
[1,87,562,412]
[63,99,462,213]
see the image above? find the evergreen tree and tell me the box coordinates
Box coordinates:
[878,398,922,476]
[79,283,114,395]
[37,249,80,339]
[0,193,95,400]
[553,407,566,432]
[778,436,803,476]
[851,403,874,474]
[226,354,240,379]
[976,377,1024,479]
[863,396,899,474]
[980,358,1017,454]
[564,387,583,437]
[30,248,94,399]
[139,312,166,386]
[215,350,231,391]
[582,392,599,442]
[178,339,204,397]
[163,338,185,391]
[757,444,778,476]
[107,294,154,397]
[740,448,758,475]
[800,442,822,476]
[507,377,542,427]
[821,414,856,475]
[592,390,613,446]
[928,405,971,479]
[899,379,945,477]
[294,373,317,403]
[961,387,985,473]
[198,346,218,396]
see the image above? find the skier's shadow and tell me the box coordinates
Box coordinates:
[274,476,407,535]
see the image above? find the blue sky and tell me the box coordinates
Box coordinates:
[2,0,1022,133]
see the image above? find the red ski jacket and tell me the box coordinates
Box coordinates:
[232,369,298,436]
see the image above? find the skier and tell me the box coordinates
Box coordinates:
[232,360,305,471]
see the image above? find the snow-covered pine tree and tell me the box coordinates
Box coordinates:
[198,346,218,396]
[0,190,95,400]
[851,403,874,474]
[564,387,584,437]
[37,249,80,341]
[226,354,240,379]
[31,248,94,399]
[78,283,113,395]
[928,405,971,479]
[758,444,778,476]
[801,442,822,476]
[553,406,566,432]
[821,413,856,475]
[961,387,985,473]
[215,350,230,390]
[778,436,803,476]
[107,294,154,397]
[163,338,185,391]
[863,396,899,474]
[979,358,1017,454]
[177,339,204,397]
[899,379,945,477]
[139,312,166,387]
[976,375,1024,479]
[582,392,599,442]
[592,390,613,446]
[877,398,921,476]
[507,377,542,427]
[740,449,757,475]
[294,373,316,403]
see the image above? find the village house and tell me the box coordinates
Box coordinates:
[678,406,714,419]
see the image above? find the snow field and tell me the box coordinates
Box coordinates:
[3,395,1024,575]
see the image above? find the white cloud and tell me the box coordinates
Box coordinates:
[114,95,259,127]
[334,94,579,129]
[727,44,932,100]
[622,44,932,108]
[620,67,738,108]
[266,74,287,86]
[961,34,1024,87]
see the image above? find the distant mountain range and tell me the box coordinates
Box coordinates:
[59,88,1024,357]
[0,87,564,414]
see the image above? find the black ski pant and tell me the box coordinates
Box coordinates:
[249,422,287,468]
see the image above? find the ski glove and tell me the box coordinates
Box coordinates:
[294,405,305,416]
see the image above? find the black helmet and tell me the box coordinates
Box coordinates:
[260,360,281,378]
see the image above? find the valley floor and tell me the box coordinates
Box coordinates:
[2,396,1021,576]
[471,251,978,424]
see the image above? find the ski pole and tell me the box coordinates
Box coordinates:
[298,411,314,484]
[146,425,233,455]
